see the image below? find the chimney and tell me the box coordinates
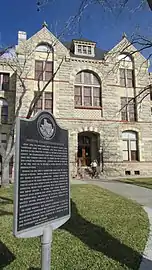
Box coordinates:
[18,31,27,44]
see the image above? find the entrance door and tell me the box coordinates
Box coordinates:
[78,135,91,166]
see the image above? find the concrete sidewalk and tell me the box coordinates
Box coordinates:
[84,180,152,270]
[84,180,152,208]
[72,179,152,269]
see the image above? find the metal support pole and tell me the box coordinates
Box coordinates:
[41,226,52,270]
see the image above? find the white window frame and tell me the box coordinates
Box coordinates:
[118,54,132,61]
[1,133,7,148]
[0,99,8,124]
[122,131,138,161]
[34,92,53,114]
[75,44,95,57]
[119,68,134,87]
[35,44,52,52]
[74,71,101,107]
[0,73,10,91]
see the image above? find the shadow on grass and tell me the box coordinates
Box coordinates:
[61,200,152,269]
[0,196,13,216]
[0,209,13,216]
[0,241,15,268]
[0,196,13,204]
[28,267,41,270]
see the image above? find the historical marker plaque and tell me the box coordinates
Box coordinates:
[14,111,70,237]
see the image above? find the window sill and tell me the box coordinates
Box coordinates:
[34,79,52,82]
[120,86,134,88]
[0,89,10,92]
[107,84,134,88]
[120,120,137,123]
[123,160,139,163]
[75,106,102,110]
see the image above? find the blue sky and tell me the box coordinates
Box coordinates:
[0,0,152,58]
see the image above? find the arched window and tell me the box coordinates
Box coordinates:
[122,131,138,161]
[35,43,52,53]
[0,99,8,124]
[35,43,53,81]
[119,54,134,88]
[74,71,101,107]
[118,54,132,62]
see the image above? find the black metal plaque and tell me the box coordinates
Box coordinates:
[15,111,69,233]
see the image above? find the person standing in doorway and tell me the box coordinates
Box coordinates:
[91,159,98,178]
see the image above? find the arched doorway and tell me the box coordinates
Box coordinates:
[78,132,99,167]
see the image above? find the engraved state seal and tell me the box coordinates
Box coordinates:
[37,113,56,140]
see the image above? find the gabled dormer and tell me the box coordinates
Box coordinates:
[73,39,96,57]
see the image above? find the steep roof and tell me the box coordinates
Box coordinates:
[62,41,107,60]
[0,47,16,59]
[72,38,96,43]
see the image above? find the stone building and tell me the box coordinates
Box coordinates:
[0,25,152,179]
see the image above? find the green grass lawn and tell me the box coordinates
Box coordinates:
[0,184,149,270]
[118,178,152,190]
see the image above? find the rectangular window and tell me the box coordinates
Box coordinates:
[34,92,53,114]
[83,72,92,85]
[34,92,42,114]
[78,45,82,53]
[74,86,82,106]
[1,106,8,124]
[35,61,53,81]
[127,69,134,87]
[131,150,138,161]
[44,92,53,112]
[123,151,129,161]
[35,60,43,80]
[75,72,82,84]
[1,133,7,143]
[76,45,93,56]
[125,171,131,175]
[123,140,129,161]
[120,69,126,86]
[150,89,152,101]
[83,46,87,54]
[93,87,101,106]
[84,87,91,106]
[121,97,128,121]
[121,97,135,122]
[1,132,7,148]
[130,139,137,161]
[120,68,134,87]
[128,98,135,121]
[0,73,10,91]
[122,131,138,162]
[123,139,138,161]
[45,61,53,81]
[88,46,92,54]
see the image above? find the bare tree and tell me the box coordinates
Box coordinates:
[0,37,67,187]
[0,0,92,187]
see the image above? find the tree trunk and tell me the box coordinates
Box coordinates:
[1,162,10,187]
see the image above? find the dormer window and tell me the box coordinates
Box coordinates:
[73,40,96,57]
[77,45,92,55]
[78,45,82,53]
[88,46,92,54]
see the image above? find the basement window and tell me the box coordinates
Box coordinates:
[134,170,140,175]
[125,170,131,175]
